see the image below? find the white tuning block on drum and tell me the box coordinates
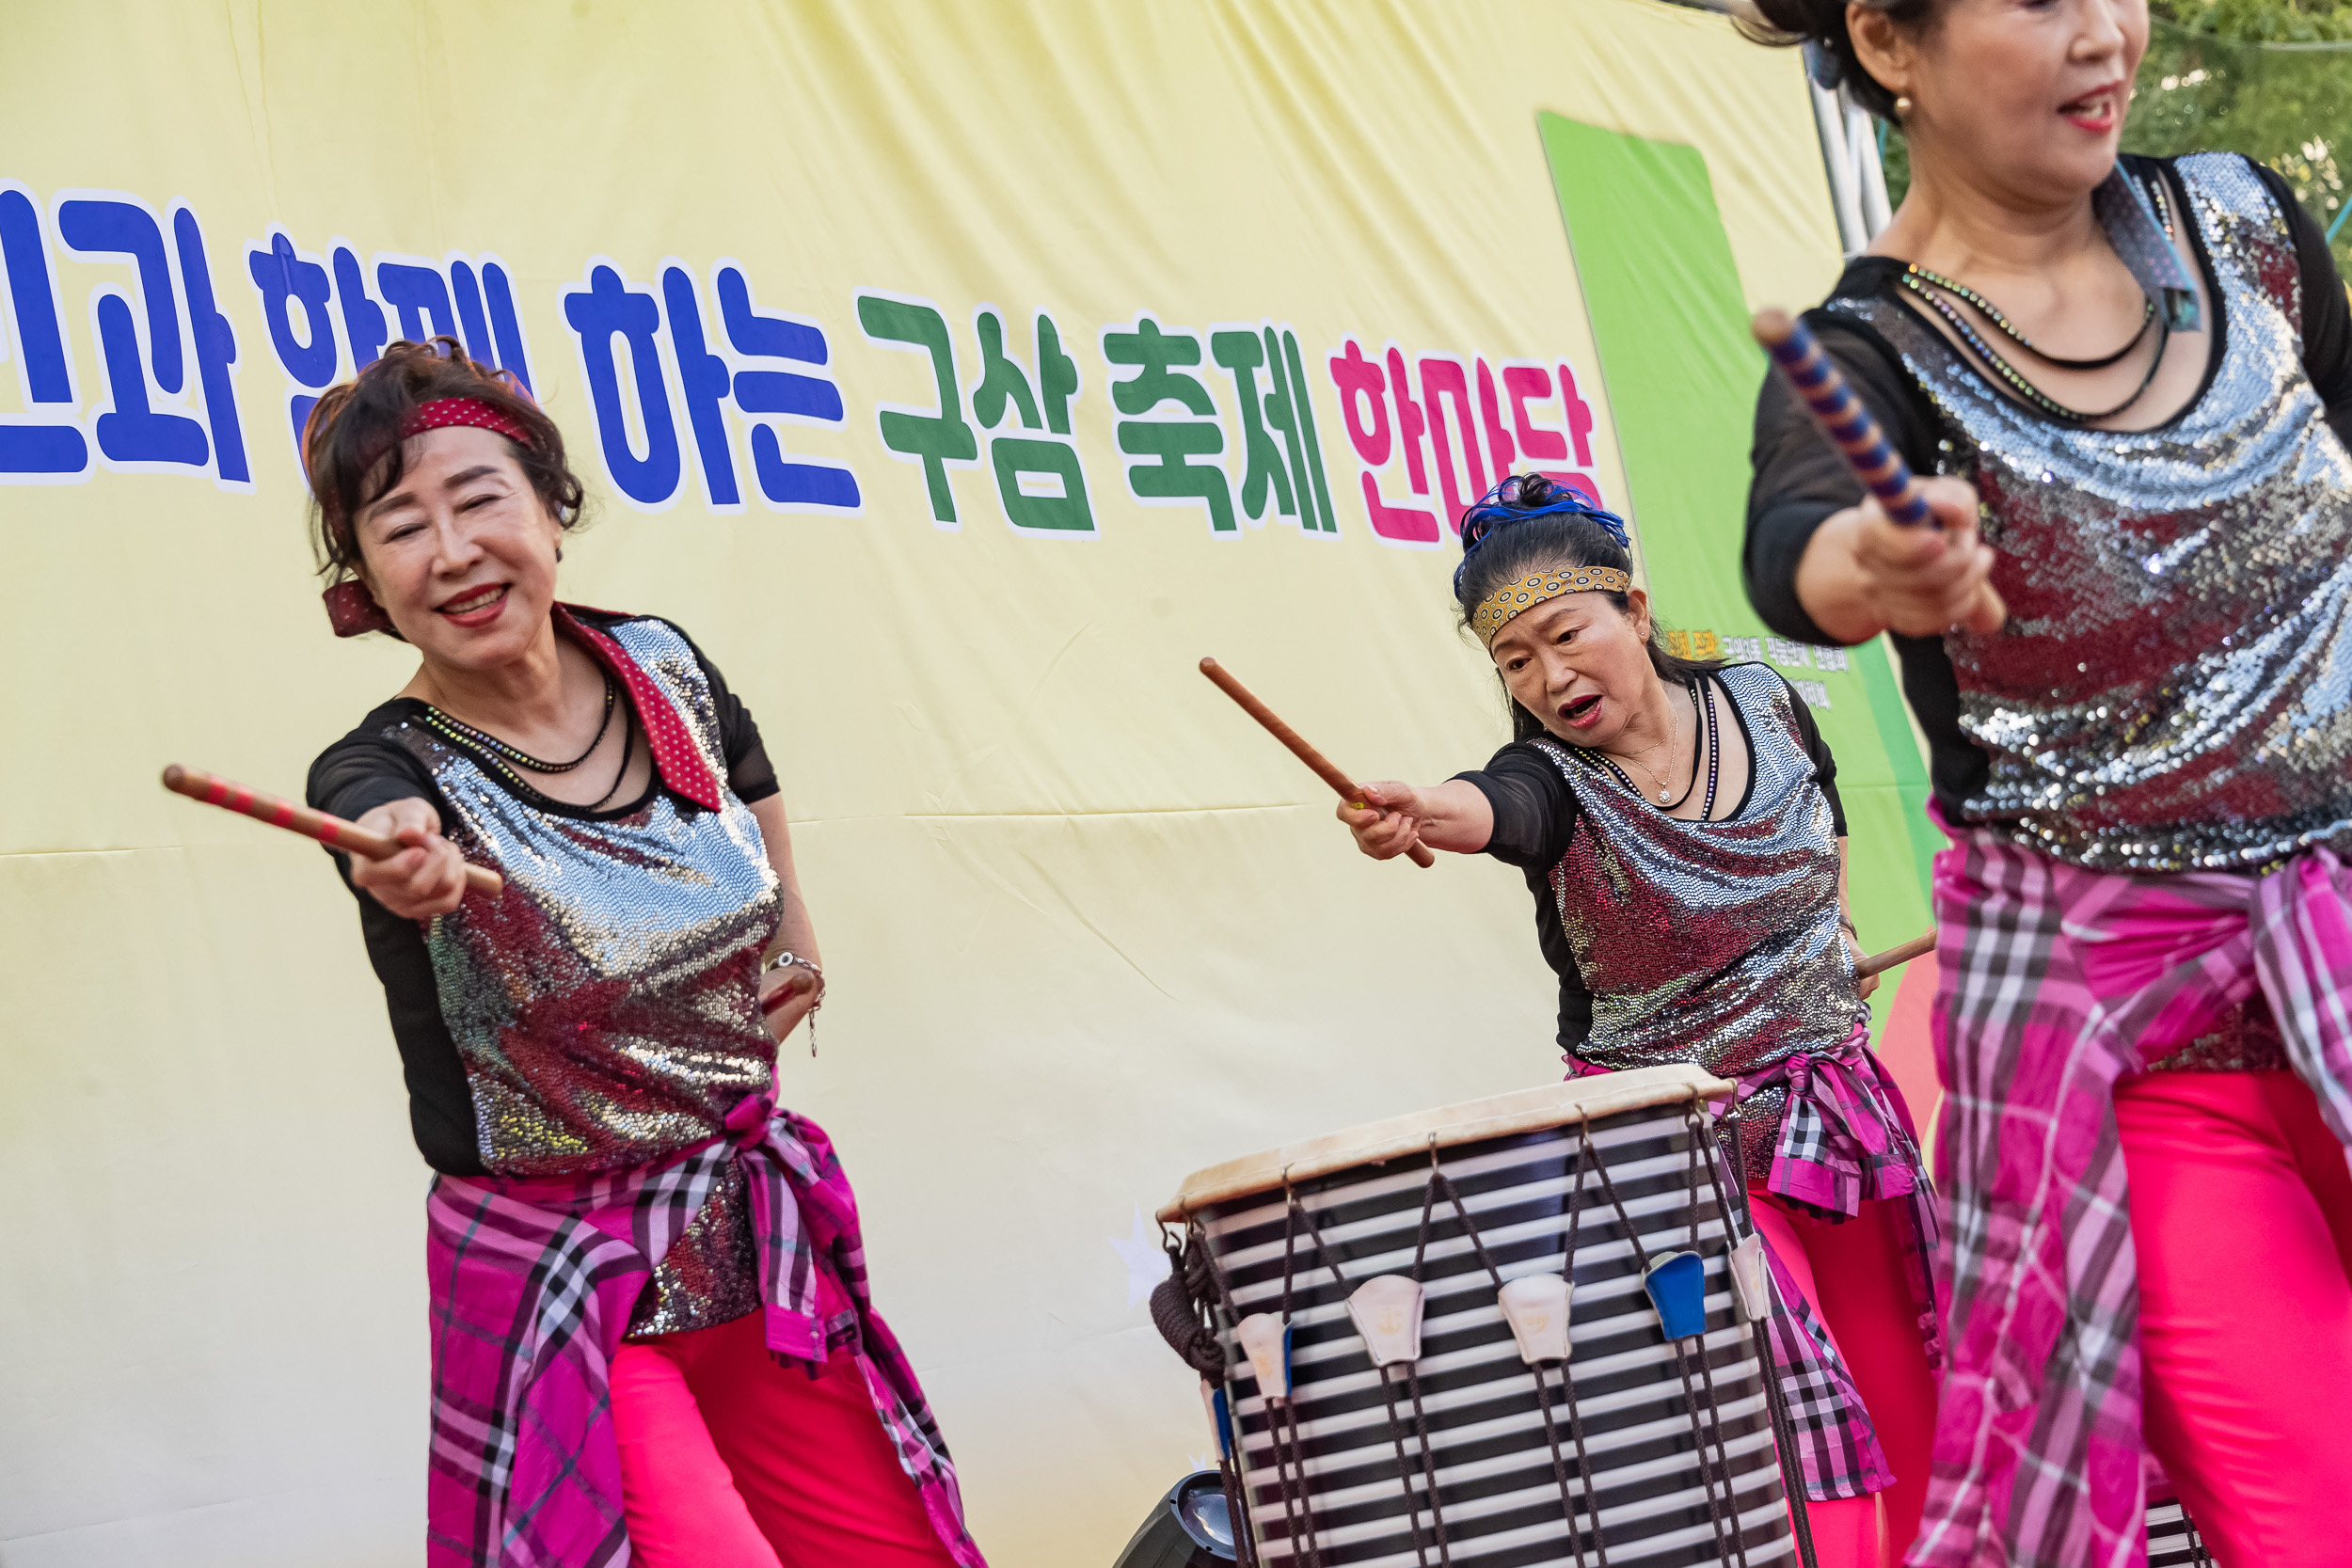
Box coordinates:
[1727,1232,1773,1323]
[1346,1275,1426,1369]
[1497,1274,1573,1366]
[1235,1312,1295,1402]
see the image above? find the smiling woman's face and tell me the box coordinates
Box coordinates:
[1486,585,1664,749]
[1858,0,2147,204]
[352,424,563,673]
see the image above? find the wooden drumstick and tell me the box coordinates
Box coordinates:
[1855,929,1936,979]
[1198,657,1437,869]
[161,763,505,898]
[1752,308,2007,629]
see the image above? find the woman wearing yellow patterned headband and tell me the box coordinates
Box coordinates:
[1339,473,1937,1568]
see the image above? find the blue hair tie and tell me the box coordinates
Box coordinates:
[1454,473,1631,594]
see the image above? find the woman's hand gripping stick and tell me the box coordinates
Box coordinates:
[1752,308,2007,633]
[1198,657,1436,868]
[161,763,505,898]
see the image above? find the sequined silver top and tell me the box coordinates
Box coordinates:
[393,617,782,1334]
[1829,154,2352,872]
[1535,663,1868,1125]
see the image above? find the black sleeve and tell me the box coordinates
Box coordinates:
[2249,160,2352,450]
[1782,675,1850,836]
[660,621,779,806]
[1744,311,1941,647]
[308,721,443,825]
[1453,743,1581,870]
[305,715,484,1175]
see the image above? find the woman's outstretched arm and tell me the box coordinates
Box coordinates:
[1336,779,1494,860]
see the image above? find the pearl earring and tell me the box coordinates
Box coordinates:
[1895,94,1913,116]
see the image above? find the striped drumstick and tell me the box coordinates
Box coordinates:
[1752,309,2006,627]
[1753,308,1934,526]
[1199,657,1437,869]
[161,763,505,898]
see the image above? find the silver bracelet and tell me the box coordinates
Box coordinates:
[763,949,824,983]
[762,951,825,1055]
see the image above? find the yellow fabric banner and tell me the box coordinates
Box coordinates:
[0,3,1883,1563]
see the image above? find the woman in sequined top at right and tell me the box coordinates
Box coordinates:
[1740,0,2352,1563]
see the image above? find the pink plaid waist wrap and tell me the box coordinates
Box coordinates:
[422,1094,984,1568]
[1565,1022,1929,1221]
[1565,1024,1944,1503]
[1914,826,2352,1568]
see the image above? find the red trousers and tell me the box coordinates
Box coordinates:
[611,1311,958,1568]
[1752,1196,1940,1568]
[2117,1069,2352,1567]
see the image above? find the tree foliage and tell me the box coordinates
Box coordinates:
[1881,0,2352,273]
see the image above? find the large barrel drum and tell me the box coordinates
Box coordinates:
[1158,1065,1801,1568]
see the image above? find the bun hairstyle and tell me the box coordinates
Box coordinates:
[1454,474,1721,743]
[1737,0,1937,120]
[304,336,584,590]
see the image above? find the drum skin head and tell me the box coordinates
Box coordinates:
[1157,1062,1732,1221]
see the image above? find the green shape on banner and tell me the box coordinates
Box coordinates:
[1537,113,1937,1014]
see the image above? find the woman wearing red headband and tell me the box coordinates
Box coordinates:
[301,339,981,1568]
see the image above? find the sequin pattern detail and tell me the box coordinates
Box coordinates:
[1831,154,2352,871]
[1537,664,1869,1180]
[392,616,782,1333]
[2145,991,2293,1073]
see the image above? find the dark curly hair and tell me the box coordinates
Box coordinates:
[1454,474,1722,743]
[1737,0,1940,120]
[304,337,585,589]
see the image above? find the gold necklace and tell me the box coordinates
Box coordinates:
[1608,700,1686,804]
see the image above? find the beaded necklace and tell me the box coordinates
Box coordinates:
[422,670,616,775]
[1900,264,2153,370]
[1895,175,2179,427]
[416,669,644,813]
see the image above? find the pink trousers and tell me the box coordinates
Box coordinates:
[1752,1196,1940,1568]
[610,1311,959,1568]
[2115,1069,2352,1566]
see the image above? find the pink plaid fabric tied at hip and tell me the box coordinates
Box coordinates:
[422,1097,985,1568]
[1912,830,2352,1568]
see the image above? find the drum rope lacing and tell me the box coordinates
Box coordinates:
[1707,1105,1821,1568]
[1566,1110,1751,1566]
[1158,1226,1263,1568]
[1181,1214,1314,1568]
[1670,1105,1754,1568]
[1275,1196,1334,1568]
[1286,1192,1447,1568]
[1417,1132,1610,1568]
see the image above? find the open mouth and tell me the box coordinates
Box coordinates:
[2058,83,2125,135]
[1560,693,1602,727]
[437,584,510,626]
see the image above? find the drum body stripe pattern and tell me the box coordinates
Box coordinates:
[1195,1101,1797,1567]
[2143,1500,2215,1567]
